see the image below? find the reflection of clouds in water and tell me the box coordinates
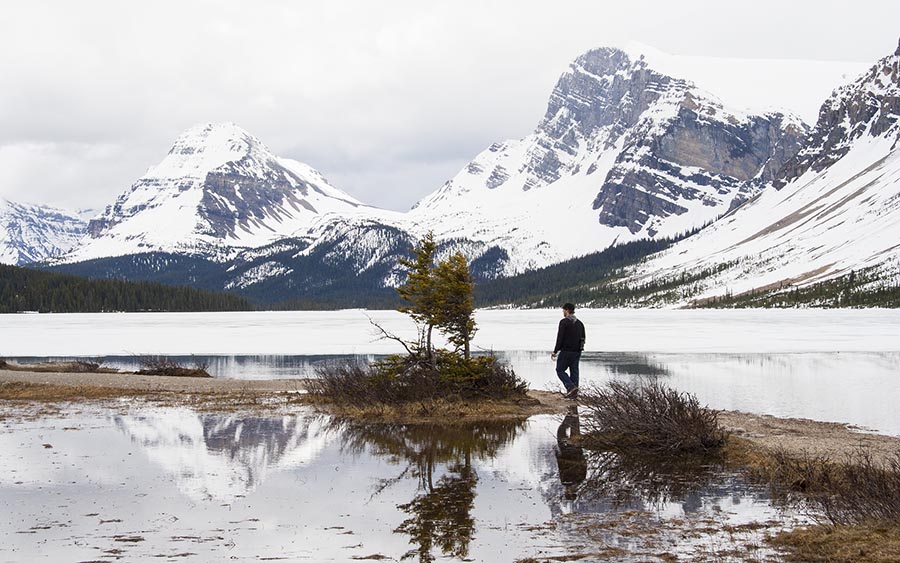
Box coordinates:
[115,408,330,502]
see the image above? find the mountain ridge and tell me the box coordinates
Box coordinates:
[11,42,900,307]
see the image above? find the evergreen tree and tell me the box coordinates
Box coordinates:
[433,252,477,359]
[396,235,478,360]
[397,232,440,361]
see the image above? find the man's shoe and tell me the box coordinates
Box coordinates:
[564,386,579,399]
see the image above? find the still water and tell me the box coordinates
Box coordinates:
[3,309,899,433]
[9,350,900,436]
[0,408,795,563]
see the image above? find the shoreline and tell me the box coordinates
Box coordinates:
[3,368,899,463]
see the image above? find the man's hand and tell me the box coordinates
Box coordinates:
[551,352,557,360]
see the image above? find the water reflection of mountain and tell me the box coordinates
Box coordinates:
[114,408,329,502]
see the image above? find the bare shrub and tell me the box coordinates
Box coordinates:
[578,380,727,454]
[137,357,211,378]
[764,448,900,526]
[308,353,528,407]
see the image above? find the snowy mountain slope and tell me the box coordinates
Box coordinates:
[62,123,372,262]
[0,198,86,265]
[408,47,807,274]
[624,42,900,304]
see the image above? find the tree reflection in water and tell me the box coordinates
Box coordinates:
[330,418,526,563]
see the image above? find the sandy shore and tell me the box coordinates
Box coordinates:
[3,368,899,462]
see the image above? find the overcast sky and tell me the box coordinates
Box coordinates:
[1,1,898,213]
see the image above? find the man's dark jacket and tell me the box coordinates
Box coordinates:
[554,316,586,353]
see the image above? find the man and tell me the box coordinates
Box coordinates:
[551,302,585,399]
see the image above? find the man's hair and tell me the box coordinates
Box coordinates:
[562,302,576,312]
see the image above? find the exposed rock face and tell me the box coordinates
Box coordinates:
[566,50,809,234]
[74,123,366,262]
[773,41,900,187]
[621,41,900,306]
[0,199,86,265]
[414,47,808,255]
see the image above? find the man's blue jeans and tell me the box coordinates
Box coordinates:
[555,351,580,391]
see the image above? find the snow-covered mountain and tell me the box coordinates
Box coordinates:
[0,198,86,265]
[63,122,376,263]
[623,41,900,305]
[40,43,899,305]
[408,47,807,273]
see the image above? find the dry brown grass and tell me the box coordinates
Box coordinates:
[723,437,900,562]
[771,523,900,563]
[0,381,143,401]
[311,394,542,422]
[514,548,628,562]
[0,359,115,373]
[0,381,312,417]
[309,354,528,406]
[136,357,211,378]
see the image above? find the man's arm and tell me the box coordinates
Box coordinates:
[553,318,567,356]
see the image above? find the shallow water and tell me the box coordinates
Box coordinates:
[10,349,900,435]
[0,407,795,563]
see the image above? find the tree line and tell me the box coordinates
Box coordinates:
[0,264,252,313]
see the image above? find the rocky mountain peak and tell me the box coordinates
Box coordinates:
[69,124,365,262]
[537,47,691,151]
[154,122,274,180]
[774,43,900,186]
[0,198,86,265]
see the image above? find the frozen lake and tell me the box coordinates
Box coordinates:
[3,309,900,434]
[3,308,899,355]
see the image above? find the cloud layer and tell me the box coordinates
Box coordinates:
[1,0,898,212]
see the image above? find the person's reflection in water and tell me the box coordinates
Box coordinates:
[555,406,587,504]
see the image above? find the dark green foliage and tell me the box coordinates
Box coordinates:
[45,252,225,287]
[0,263,252,313]
[397,234,478,360]
[397,232,441,356]
[309,352,528,406]
[432,253,477,358]
[474,232,693,307]
[693,268,900,308]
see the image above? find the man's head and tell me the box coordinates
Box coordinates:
[562,303,575,316]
